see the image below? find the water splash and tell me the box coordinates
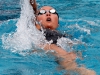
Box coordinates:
[2,0,45,53]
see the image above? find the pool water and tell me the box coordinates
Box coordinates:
[0,0,100,75]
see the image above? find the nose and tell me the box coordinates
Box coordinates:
[46,12,51,16]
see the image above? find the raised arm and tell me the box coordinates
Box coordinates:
[30,0,37,14]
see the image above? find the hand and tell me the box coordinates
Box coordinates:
[30,0,35,5]
[30,0,37,14]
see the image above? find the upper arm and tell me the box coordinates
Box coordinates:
[44,44,68,56]
[44,44,76,60]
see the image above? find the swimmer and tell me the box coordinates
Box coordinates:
[30,0,96,75]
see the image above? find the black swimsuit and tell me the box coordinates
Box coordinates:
[43,29,66,44]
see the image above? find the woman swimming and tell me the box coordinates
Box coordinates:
[30,0,96,75]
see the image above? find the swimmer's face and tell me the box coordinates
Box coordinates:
[36,6,59,30]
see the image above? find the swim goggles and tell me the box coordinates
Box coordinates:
[37,9,57,15]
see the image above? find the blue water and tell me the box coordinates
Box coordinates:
[0,0,100,75]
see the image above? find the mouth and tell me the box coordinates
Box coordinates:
[46,17,51,22]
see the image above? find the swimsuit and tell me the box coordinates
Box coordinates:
[43,29,66,44]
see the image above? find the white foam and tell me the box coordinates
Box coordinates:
[2,0,45,52]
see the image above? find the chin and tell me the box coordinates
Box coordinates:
[45,26,53,29]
